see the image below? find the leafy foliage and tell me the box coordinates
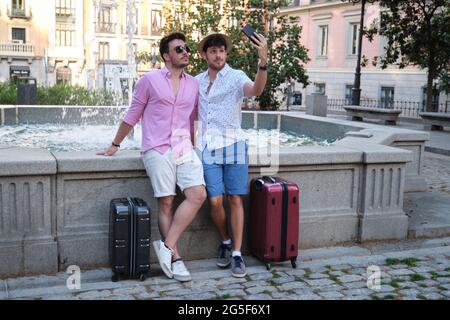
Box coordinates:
[0,81,120,106]
[365,0,450,111]
[156,0,310,110]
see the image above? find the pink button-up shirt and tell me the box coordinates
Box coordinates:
[123,66,199,155]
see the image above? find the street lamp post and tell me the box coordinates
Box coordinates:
[342,0,376,106]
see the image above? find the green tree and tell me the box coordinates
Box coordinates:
[158,0,309,110]
[366,0,450,112]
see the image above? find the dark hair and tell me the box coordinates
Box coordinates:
[159,32,186,61]
[202,35,228,53]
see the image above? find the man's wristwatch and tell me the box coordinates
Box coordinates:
[259,63,268,71]
[112,142,120,148]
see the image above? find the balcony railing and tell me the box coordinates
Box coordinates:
[327,98,450,118]
[0,43,35,57]
[7,5,32,19]
[95,22,117,34]
[56,7,76,16]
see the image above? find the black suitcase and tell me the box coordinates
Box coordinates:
[109,197,151,282]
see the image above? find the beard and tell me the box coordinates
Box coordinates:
[208,60,225,71]
[173,61,189,69]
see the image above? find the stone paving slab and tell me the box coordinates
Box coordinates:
[299,246,371,262]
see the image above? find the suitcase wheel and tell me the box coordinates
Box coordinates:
[111,274,120,282]
[265,263,271,271]
[291,258,297,269]
[139,274,147,282]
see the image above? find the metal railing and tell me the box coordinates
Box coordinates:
[327,99,450,118]
[7,5,32,19]
[95,22,117,34]
[56,7,75,16]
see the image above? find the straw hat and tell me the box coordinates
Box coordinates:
[197,32,232,55]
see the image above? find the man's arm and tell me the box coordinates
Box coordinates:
[96,121,134,156]
[190,100,198,147]
[97,76,149,156]
[244,32,269,97]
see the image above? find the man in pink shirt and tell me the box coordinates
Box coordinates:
[98,32,206,282]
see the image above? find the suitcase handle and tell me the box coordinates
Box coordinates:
[254,179,265,191]
[263,176,276,183]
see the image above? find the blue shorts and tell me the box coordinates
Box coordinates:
[199,141,249,198]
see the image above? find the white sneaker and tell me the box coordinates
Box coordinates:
[172,260,192,282]
[153,240,173,279]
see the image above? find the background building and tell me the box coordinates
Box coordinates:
[0,0,165,95]
[0,0,48,83]
[282,0,449,109]
[1,0,448,110]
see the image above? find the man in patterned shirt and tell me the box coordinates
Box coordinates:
[195,32,268,278]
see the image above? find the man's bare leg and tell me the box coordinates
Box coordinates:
[163,186,207,251]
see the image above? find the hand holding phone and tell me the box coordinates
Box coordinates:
[241,24,269,63]
[241,24,258,45]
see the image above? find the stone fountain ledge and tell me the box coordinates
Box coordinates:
[0,110,429,278]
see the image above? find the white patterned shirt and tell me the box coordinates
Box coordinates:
[195,63,252,151]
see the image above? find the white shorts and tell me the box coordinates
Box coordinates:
[142,148,205,198]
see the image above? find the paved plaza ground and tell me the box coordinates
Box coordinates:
[1,236,449,301]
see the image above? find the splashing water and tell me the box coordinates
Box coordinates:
[0,125,333,152]
[0,124,142,152]
[244,129,333,148]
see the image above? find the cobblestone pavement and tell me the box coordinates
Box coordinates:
[423,152,450,194]
[1,237,449,300]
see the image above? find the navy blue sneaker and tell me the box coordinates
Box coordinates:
[231,255,247,278]
[217,243,232,268]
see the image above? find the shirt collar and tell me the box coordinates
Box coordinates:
[218,63,231,77]
[161,65,186,79]
[204,63,230,82]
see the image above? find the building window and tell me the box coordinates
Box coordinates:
[99,6,112,24]
[314,83,326,95]
[56,0,75,16]
[97,6,116,33]
[11,0,25,16]
[151,10,162,35]
[99,42,110,61]
[345,85,353,105]
[319,25,328,56]
[56,24,75,46]
[381,87,394,109]
[350,23,359,55]
[12,27,26,43]
[56,66,71,85]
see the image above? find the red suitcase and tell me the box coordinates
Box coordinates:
[249,176,300,270]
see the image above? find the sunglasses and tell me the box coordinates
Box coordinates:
[173,45,190,54]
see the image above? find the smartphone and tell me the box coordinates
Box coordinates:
[241,24,258,45]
